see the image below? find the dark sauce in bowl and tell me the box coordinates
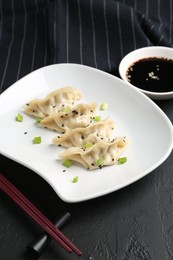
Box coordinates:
[126,57,173,93]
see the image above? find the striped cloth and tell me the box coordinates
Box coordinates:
[0,0,172,93]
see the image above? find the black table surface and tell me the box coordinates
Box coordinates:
[0,1,173,260]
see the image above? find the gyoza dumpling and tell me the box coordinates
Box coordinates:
[40,102,98,132]
[59,137,130,170]
[24,86,83,118]
[52,118,115,148]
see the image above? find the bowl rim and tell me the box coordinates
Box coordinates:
[119,46,173,99]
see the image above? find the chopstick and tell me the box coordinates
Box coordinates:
[27,212,72,256]
[0,173,82,256]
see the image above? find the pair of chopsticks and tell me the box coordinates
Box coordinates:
[0,173,82,256]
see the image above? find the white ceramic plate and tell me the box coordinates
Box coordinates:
[0,64,173,203]
[119,46,173,100]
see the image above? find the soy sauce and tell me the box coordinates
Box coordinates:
[126,57,173,92]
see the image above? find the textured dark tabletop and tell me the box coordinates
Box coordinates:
[0,1,173,259]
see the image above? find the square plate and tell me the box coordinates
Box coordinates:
[0,64,172,202]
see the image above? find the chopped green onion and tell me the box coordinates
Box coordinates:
[100,103,108,110]
[94,115,101,122]
[96,158,104,167]
[33,136,42,144]
[16,113,23,122]
[63,159,73,168]
[72,176,79,183]
[85,142,93,148]
[118,157,127,164]
[36,118,42,123]
[62,106,71,113]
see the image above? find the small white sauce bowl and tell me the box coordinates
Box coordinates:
[119,46,173,100]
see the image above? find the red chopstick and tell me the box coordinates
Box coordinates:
[0,173,82,256]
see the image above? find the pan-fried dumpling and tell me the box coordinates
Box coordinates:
[24,86,83,118]
[52,118,115,148]
[59,137,130,170]
[40,102,98,132]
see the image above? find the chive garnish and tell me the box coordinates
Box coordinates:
[62,106,71,113]
[36,118,42,123]
[16,113,23,122]
[63,159,73,168]
[100,103,108,110]
[85,142,93,148]
[33,136,42,144]
[118,157,127,164]
[96,158,104,167]
[94,116,101,122]
[72,176,79,183]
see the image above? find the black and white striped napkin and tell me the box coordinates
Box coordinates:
[0,0,172,93]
